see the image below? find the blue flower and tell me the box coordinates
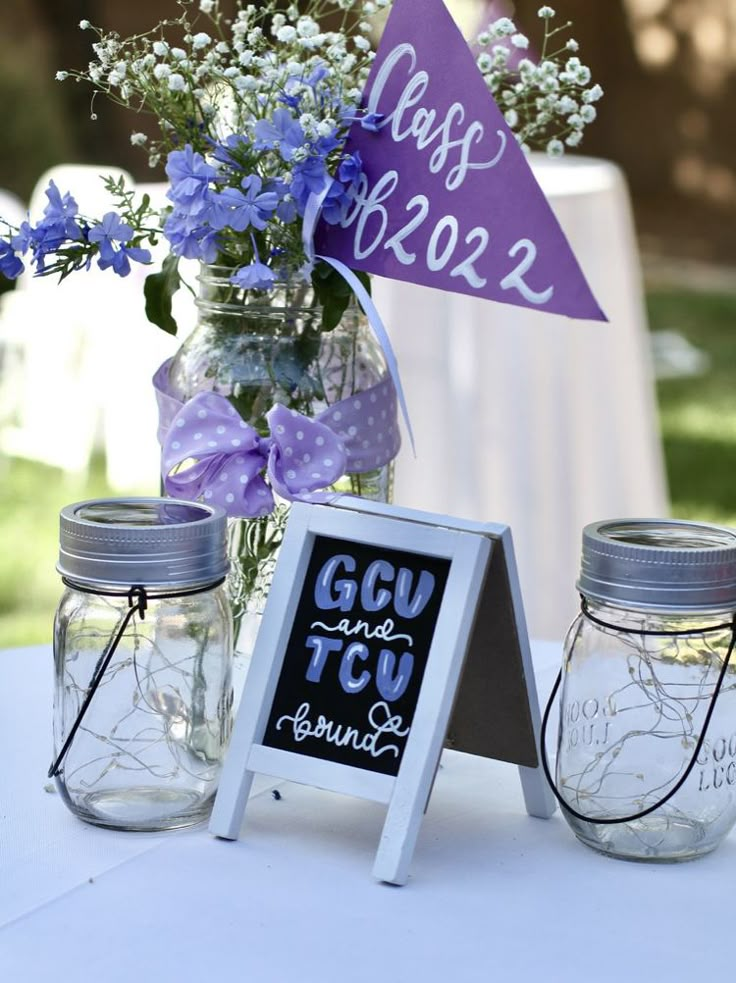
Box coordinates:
[165,145,217,215]
[290,158,329,213]
[9,181,85,271]
[253,109,305,162]
[0,239,23,279]
[163,210,221,262]
[211,134,249,168]
[360,112,384,132]
[41,181,82,240]
[321,180,355,226]
[88,212,151,276]
[230,261,277,291]
[210,175,279,233]
[337,151,363,185]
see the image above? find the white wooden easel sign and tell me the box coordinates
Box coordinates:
[210,498,554,885]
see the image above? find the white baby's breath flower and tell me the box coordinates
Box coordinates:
[511,33,529,49]
[276,26,297,43]
[490,17,516,37]
[583,84,604,103]
[477,52,493,73]
[153,41,169,57]
[272,13,287,32]
[55,71,69,81]
[556,95,577,115]
[538,6,556,18]
[580,104,597,123]
[297,16,319,38]
[130,131,148,146]
[539,76,559,94]
[354,35,371,51]
[566,39,580,52]
[199,0,216,13]
[504,109,519,128]
[215,41,229,54]
[568,113,584,129]
[79,19,91,30]
[108,70,124,86]
[168,73,186,92]
[477,31,491,47]
[547,138,564,157]
[236,75,258,91]
[192,33,211,50]
[565,130,583,147]
[171,47,187,61]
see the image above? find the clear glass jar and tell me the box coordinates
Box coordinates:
[556,519,736,861]
[165,265,396,697]
[52,498,233,831]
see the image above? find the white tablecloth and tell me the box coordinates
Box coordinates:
[380,155,669,641]
[1,642,732,981]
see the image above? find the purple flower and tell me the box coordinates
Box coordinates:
[210,175,279,233]
[0,239,23,279]
[165,145,218,215]
[254,109,305,162]
[230,261,277,291]
[88,212,151,276]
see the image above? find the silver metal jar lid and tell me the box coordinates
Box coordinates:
[58,498,228,589]
[577,519,736,611]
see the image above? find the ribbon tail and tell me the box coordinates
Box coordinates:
[303,179,415,455]
[315,253,414,454]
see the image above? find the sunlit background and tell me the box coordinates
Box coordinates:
[2,0,736,646]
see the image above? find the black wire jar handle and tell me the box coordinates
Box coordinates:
[539,599,736,826]
[48,577,225,779]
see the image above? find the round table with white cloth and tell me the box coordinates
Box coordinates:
[377,154,669,640]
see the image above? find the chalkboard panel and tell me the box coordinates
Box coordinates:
[263,534,451,776]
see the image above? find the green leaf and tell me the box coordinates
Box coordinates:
[311,262,372,332]
[144,255,181,335]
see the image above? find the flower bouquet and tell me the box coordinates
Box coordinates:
[0,1,600,679]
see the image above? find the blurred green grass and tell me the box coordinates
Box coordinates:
[1,283,736,649]
[648,287,736,528]
[0,455,123,649]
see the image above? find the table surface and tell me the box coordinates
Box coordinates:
[2,641,731,981]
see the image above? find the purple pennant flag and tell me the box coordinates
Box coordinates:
[316,0,606,322]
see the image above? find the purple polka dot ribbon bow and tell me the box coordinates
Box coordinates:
[155,359,401,519]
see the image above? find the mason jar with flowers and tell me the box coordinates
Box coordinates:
[0,1,601,687]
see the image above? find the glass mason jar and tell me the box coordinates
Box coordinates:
[52,498,232,831]
[164,264,397,697]
[555,519,736,862]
